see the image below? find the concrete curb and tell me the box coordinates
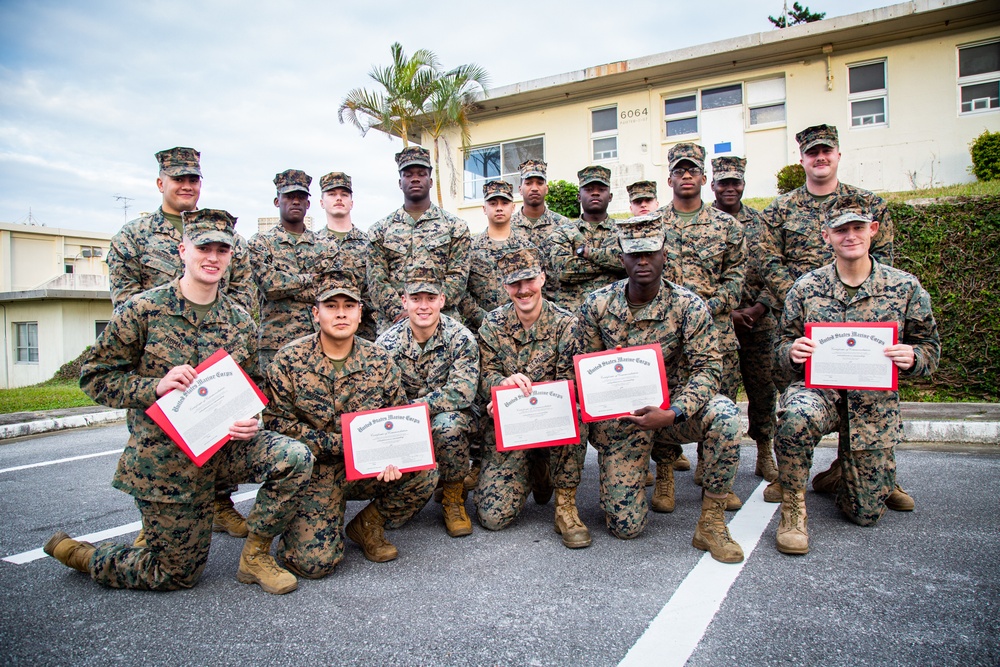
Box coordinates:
[0,410,126,441]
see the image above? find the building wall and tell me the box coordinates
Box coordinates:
[428,25,1000,232]
[0,223,111,292]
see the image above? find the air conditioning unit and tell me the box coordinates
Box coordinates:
[93,248,102,258]
[82,248,92,257]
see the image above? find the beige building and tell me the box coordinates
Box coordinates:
[416,0,1000,231]
[0,222,113,389]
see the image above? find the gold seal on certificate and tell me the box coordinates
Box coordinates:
[573,344,670,422]
[145,349,269,467]
[805,322,899,390]
[491,380,580,451]
[341,403,436,481]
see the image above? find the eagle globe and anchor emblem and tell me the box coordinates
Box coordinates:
[384,420,394,431]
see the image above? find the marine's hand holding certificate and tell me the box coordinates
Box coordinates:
[805,322,899,390]
[342,404,436,481]
[573,344,670,422]
[491,380,580,451]
[145,349,268,467]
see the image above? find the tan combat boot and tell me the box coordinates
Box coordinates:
[133,527,147,548]
[755,440,779,482]
[763,480,783,503]
[530,455,553,505]
[812,459,842,494]
[673,452,692,471]
[886,485,915,511]
[213,497,249,538]
[553,487,592,548]
[692,495,744,563]
[441,481,473,537]
[776,488,809,555]
[650,463,675,513]
[237,533,297,594]
[463,464,480,492]
[693,456,704,486]
[725,491,743,511]
[644,464,654,487]
[43,532,96,573]
[345,502,398,562]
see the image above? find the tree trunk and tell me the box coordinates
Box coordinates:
[433,136,443,207]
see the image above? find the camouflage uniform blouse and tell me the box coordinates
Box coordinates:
[107,207,256,314]
[458,228,535,332]
[579,279,722,420]
[545,216,626,312]
[511,206,568,302]
[776,260,940,451]
[315,225,377,341]
[723,202,779,331]
[80,279,259,503]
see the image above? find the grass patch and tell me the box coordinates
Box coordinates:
[0,380,96,414]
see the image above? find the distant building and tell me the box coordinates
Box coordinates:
[0,222,113,389]
[256,216,316,234]
[413,0,1000,231]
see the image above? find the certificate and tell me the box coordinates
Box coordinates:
[145,348,268,467]
[342,403,436,481]
[491,380,580,451]
[805,322,899,390]
[573,344,670,422]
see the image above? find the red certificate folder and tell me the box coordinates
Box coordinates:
[805,322,899,390]
[573,344,670,422]
[341,403,437,481]
[491,379,581,452]
[145,348,268,468]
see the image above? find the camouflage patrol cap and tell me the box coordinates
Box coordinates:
[497,246,544,285]
[274,169,312,195]
[626,180,658,202]
[711,156,747,183]
[796,124,839,153]
[181,209,235,246]
[668,143,706,171]
[483,180,514,201]
[578,165,611,187]
[617,213,665,254]
[316,271,361,302]
[404,265,442,295]
[519,159,548,181]
[320,171,353,193]
[395,146,432,171]
[826,211,872,229]
[155,147,202,178]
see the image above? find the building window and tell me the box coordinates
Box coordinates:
[95,321,109,338]
[958,40,999,114]
[14,322,38,364]
[747,77,786,127]
[702,84,743,110]
[463,136,544,200]
[590,106,618,161]
[664,94,698,137]
[64,263,75,274]
[848,60,887,127]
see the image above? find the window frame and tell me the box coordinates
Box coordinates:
[746,76,787,130]
[462,136,545,201]
[14,321,39,364]
[663,92,699,139]
[957,39,1000,116]
[590,105,619,162]
[847,59,888,129]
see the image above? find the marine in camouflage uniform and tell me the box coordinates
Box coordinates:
[107,147,256,315]
[47,210,313,595]
[249,169,342,373]
[626,180,660,216]
[315,171,377,341]
[367,146,471,333]
[545,165,626,312]
[474,247,590,548]
[773,213,939,555]
[376,268,480,537]
[266,277,436,575]
[578,216,744,563]
[711,156,780,483]
[509,159,568,301]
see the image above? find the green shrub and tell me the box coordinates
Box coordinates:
[970,130,1000,181]
[545,180,580,218]
[775,164,806,194]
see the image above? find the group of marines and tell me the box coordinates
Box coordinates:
[43,122,939,595]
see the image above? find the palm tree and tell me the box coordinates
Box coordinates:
[338,43,440,146]
[423,63,491,206]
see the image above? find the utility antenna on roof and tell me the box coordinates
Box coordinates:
[113,194,134,222]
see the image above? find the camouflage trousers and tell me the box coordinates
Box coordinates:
[432,410,475,483]
[90,429,313,591]
[277,460,437,578]
[736,324,777,443]
[719,346,741,402]
[474,420,588,531]
[592,395,740,539]
[774,386,896,527]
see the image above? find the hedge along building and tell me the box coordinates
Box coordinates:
[410,0,1000,232]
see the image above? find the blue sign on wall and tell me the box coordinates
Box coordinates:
[714,142,732,154]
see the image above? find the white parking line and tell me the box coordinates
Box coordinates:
[0,449,122,475]
[619,481,780,667]
[3,489,260,565]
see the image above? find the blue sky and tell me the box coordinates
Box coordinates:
[0,0,895,234]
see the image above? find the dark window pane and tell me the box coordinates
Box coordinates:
[502,137,544,174]
[849,62,886,93]
[959,42,1000,77]
[750,103,786,125]
[666,117,698,136]
[464,146,500,179]
[664,95,696,116]
[851,98,886,126]
[961,81,1000,112]
[702,84,742,109]
[592,107,617,133]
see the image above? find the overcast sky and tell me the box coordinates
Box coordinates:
[0,0,895,235]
